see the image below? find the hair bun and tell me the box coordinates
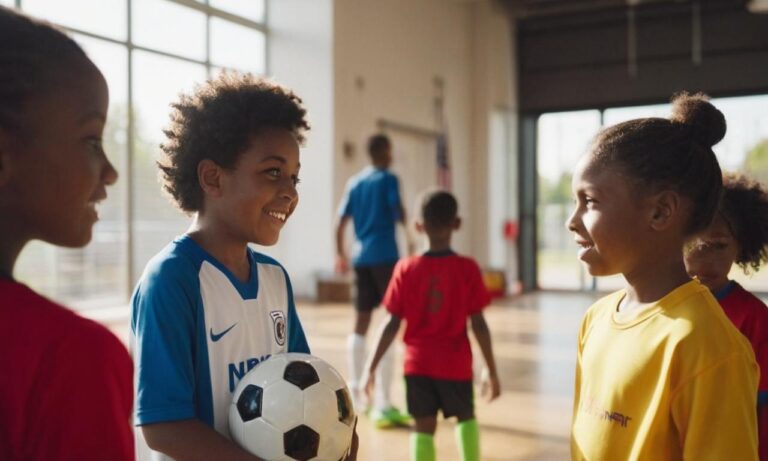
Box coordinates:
[669,91,726,148]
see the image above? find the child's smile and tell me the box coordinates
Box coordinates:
[265,210,288,223]
[575,237,595,261]
[264,207,291,229]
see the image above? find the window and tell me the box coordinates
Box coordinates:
[535,95,768,292]
[210,0,264,22]
[210,17,265,74]
[23,0,127,40]
[132,51,206,284]
[536,110,601,290]
[132,0,206,61]
[602,104,669,126]
[10,0,268,310]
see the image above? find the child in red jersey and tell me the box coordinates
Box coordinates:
[364,190,500,461]
[0,6,133,461]
[685,172,768,460]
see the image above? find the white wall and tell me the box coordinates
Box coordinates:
[265,0,518,298]
[266,0,335,298]
[334,0,517,267]
[469,1,518,273]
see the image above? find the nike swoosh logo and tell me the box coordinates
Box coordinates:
[210,323,238,342]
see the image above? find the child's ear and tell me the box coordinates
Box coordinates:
[453,217,462,231]
[415,221,425,234]
[197,159,223,197]
[649,190,680,231]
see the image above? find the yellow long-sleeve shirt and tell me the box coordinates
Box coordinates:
[571,280,759,461]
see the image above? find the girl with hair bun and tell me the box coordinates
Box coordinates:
[568,92,759,460]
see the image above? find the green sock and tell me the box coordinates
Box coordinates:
[455,419,480,461]
[411,432,436,461]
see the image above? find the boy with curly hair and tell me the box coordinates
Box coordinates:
[131,73,345,460]
[685,171,768,459]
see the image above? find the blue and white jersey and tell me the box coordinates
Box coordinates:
[130,235,309,441]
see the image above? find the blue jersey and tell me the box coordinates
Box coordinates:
[338,166,402,267]
[130,235,309,440]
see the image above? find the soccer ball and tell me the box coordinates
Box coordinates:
[229,353,356,461]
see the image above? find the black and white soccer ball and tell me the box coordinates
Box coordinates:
[228,353,356,461]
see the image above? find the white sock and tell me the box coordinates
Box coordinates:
[374,345,395,411]
[347,333,366,390]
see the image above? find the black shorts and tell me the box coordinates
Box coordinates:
[354,263,396,311]
[405,375,475,419]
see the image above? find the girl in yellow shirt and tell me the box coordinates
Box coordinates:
[567,92,759,461]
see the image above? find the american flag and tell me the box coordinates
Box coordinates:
[436,132,451,190]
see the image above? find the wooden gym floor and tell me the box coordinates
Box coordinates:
[108,291,600,460]
[300,292,596,461]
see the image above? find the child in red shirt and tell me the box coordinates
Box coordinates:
[365,190,500,461]
[0,6,134,461]
[685,172,768,460]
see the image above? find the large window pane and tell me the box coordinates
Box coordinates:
[210,0,264,22]
[23,0,127,40]
[15,36,129,310]
[132,50,206,283]
[711,94,768,172]
[210,17,265,74]
[132,0,206,61]
[537,110,601,290]
[602,103,669,126]
[10,0,268,314]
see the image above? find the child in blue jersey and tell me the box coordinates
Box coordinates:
[131,73,357,460]
[335,133,412,427]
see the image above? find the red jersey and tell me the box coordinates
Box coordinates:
[382,251,491,380]
[717,281,768,460]
[0,279,134,461]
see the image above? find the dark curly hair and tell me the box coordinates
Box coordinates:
[159,72,310,212]
[0,6,89,136]
[590,92,726,236]
[719,172,768,273]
